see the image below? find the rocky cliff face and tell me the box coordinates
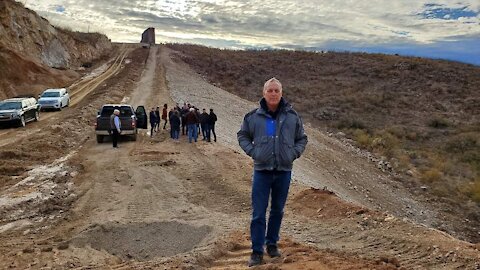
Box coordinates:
[0,0,112,99]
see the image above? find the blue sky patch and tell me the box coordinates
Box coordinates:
[419,4,478,20]
[55,5,65,13]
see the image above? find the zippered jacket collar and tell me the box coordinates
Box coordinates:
[258,97,290,116]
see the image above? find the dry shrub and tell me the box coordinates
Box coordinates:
[353,129,372,148]
[406,131,419,141]
[468,180,480,202]
[428,117,450,129]
[420,168,442,183]
[337,118,366,130]
[445,133,478,153]
[371,131,400,158]
[396,153,412,170]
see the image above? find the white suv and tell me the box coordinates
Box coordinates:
[38,88,70,111]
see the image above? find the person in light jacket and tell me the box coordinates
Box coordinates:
[110,109,122,148]
[237,78,307,267]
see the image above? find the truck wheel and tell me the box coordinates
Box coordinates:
[66,99,70,107]
[19,115,26,127]
[96,135,104,143]
[34,111,39,122]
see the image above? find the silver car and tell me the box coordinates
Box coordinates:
[38,88,70,111]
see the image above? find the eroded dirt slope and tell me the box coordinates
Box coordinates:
[0,0,112,99]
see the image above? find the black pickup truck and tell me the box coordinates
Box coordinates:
[95,104,147,143]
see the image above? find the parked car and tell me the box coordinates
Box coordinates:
[38,88,70,111]
[95,104,147,143]
[0,97,40,127]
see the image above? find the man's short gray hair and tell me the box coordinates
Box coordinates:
[263,77,282,93]
[114,109,120,115]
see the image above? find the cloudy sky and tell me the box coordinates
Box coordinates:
[23,0,480,65]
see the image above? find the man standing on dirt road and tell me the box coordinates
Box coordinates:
[162,104,168,130]
[149,107,157,137]
[199,108,210,141]
[237,78,307,267]
[186,107,200,143]
[110,109,122,148]
[209,108,217,142]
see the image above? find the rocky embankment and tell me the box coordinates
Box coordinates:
[0,0,112,99]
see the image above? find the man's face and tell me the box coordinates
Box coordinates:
[263,82,282,108]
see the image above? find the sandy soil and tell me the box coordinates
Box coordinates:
[0,45,479,270]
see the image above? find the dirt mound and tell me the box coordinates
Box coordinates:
[72,222,212,261]
[201,231,401,269]
[290,188,370,219]
[0,47,78,99]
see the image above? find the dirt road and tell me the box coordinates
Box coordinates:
[0,45,131,148]
[0,45,479,269]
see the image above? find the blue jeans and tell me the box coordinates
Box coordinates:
[251,170,291,254]
[172,129,179,139]
[187,124,197,143]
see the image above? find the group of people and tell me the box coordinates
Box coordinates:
[149,103,217,143]
[148,104,168,134]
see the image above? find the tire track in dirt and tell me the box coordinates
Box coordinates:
[69,46,131,107]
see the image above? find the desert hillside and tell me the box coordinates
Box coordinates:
[0,0,112,99]
[167,43,480,236]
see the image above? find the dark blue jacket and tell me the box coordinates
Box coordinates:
[149,111,157,124]
[237,98,307,171]
[170,113,181,130]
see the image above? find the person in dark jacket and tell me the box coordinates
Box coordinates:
[237,78,307,267]
[199,108,210,141]
[169,108,181,142]
[162,104,168,129]
[208,108,217,142]
[185,107,199,143]
[181,103,189,135]
[168,108,174,138]
[149,107,156,137]
[195,107,201,136]
[154,106,160,132]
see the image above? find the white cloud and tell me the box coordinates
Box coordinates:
[21,0,480,48]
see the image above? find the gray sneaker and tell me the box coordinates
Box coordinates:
[248,252,263,267]
[266,244,281,257]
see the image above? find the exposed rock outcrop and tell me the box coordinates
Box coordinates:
[0,0,112,99]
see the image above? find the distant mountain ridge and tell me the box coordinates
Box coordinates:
[0,0,112,99]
